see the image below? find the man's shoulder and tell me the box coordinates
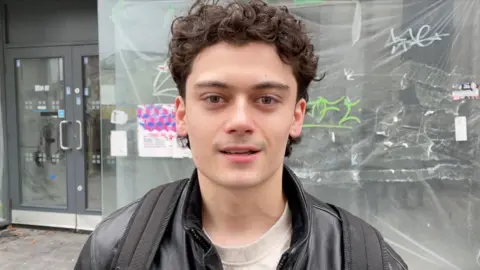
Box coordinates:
[75,198,140,269]
[304,193,408,270]
[305,192,342,220]
[75,179,187,269]
[93,179,188,237]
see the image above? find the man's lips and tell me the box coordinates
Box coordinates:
[219,145,261,163]
[219,146,261,155]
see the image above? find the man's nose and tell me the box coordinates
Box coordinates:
[224,99,254,135]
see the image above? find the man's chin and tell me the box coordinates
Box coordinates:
[214,172,265,190]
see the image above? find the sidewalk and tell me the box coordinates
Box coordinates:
[0,225,89,270]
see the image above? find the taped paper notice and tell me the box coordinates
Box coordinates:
[111,110,128,125]
[452,82,479,100]
[110,130,128,156]
[137,104,192,158]
[454,116,467,141]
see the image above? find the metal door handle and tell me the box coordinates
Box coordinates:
[76,120,83,150]
[59,120,71,150]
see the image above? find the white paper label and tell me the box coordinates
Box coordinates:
[44,85,50,91]
[454,116,467,141]
[110,130,128,156]
[34,85,43,91]
[111,110,128,125]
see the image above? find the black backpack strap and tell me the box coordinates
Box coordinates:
[330,205,387,270]
[113,179,188,270]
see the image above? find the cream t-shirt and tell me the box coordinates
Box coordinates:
[205,204,292,270]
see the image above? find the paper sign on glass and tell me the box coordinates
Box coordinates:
[110,130,128,156]
[137,104,192,158]
[454,116,467,141]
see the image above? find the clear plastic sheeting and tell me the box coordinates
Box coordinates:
[99,0,480,269]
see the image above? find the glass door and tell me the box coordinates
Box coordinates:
[6,47,76,228]
[5,46,101,230]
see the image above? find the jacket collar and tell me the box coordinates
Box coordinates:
[181,165,311,251]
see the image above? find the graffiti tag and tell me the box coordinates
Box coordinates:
[304,96,361,129]
[153,60,178,100]
[386,25,449,55]
[344,68,363,81]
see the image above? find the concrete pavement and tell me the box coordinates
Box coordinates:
[0,225,89,270]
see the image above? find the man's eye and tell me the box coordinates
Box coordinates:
[206,96,223,103]
[259,96,275,105]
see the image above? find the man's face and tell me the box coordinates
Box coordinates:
[175,41,306,189]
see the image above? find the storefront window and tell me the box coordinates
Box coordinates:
[98,0,194,216]
[99,0,480,268]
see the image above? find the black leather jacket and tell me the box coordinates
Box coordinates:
[75,167,408,270]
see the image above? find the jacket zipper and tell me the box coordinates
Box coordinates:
[189,228,217,270]
[276,253,289,270]
[189,228,211,250]
[190,228,291,270]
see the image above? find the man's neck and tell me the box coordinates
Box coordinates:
[199,168,286,247]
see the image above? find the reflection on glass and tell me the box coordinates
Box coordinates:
[83,56,101,210]
[16,58,67,207]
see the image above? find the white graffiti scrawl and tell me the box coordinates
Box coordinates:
[386,25,450,56]
[152,60,178,100]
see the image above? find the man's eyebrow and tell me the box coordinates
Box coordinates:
[194,80,229,89]
[193,80,290,90]
[253,81,290,91]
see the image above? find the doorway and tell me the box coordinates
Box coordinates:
[5,45,101,230]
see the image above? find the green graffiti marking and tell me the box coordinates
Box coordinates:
[304,96,361,129]
[110,0,124,23]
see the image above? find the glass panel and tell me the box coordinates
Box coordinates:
[99,0,480,268]
[99,1,194,216]
[83,56,101,210]
[15,58,67,207]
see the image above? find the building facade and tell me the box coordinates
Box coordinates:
[1,0,480,268]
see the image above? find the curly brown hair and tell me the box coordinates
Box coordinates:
[168,0,320,157]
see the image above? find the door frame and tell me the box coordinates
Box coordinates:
[72,45,102,230]
[72,45,101,215]
[5,45,101,229]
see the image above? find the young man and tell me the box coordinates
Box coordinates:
[76,1,408,269]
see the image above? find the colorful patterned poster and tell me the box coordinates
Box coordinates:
[137,104,192,158]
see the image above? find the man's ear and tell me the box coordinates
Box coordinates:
[175,96,187,136]
[290,98,306,138]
